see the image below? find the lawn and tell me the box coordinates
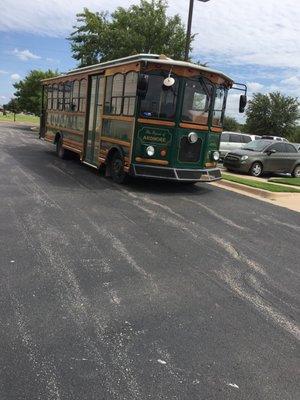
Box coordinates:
[0,113,40,125]
[222,173,300,193]
[268,177,300,187]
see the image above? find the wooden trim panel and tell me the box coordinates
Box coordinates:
[135,157,169,166]
[105,62,140,76]
[101,136,131,147]
[179,122,208,130]
[102,115,134,122]
[137,118,175,127]
[210,127,222,133]
[46,125,84,136]
[63,144,82,154]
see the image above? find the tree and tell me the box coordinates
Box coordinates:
[245,92,299,138]
[4,98,20,113]
[69,0,188,67]
[13,69,57,115]
[223,116,240,132]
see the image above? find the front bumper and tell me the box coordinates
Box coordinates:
[223,158,251,172]
[132,164,222,182]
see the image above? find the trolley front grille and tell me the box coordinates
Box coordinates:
[178,137,202,163]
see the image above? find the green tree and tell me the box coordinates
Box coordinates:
[223,116,240,132]
[245,92,299,138]
[4,98,21,114]
[13,69,57,115]
[69,0,188,67]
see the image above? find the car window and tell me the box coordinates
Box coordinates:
[267,143,286,152]
[255,136,261,140]
[229,134,243,143]
[285,144,297,153]
[242,135,252,143]
[220,133,229,142]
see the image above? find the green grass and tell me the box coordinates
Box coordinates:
[222,173,300,193]
[0,113,40,124]
[268,177,300,187]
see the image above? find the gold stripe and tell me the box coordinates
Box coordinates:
[179,122,208,130]
[101,136,131,147]
[137,118,175,127]
[135,157,169,166]
[102,115,134,122]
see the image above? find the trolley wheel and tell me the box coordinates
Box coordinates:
[110,152,128,184]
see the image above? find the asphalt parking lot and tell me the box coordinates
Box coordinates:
[0,123,299,400]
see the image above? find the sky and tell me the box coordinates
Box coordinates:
[0,0,299,121]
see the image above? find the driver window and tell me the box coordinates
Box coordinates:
[182,78,213,124]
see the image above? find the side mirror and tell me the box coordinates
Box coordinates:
[266,149,276,155]
[137,74,149,98]
[239,94,247,113]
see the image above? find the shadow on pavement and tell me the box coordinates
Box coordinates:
[3,130,214,197]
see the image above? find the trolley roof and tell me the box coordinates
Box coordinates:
[42,54,233,84]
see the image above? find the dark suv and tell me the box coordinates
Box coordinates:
[223,140,300,177]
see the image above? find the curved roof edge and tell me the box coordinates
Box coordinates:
[42,54,233,84]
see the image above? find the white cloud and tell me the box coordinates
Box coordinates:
[12,48,41,61]
[0,0,299,70]
[1,96,7,99]
[280,76,300,86]
[247,82,264,92]
[11,73,21,81]
[0,70,8,74]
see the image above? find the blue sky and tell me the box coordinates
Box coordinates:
[0,0,299,122]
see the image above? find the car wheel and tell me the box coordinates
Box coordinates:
[250,162,263,177]
[292,165,300,178]
[110,152,128,184]
[56,137,67,159]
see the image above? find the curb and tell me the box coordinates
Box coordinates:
[213,179,300,200]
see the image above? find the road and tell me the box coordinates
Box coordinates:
[0,122,299,400]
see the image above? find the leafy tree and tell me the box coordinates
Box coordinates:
[245,92,299,138]
[13,70,57,115]
[223,116,240,132]
[69,0,188,67]
[4,98,20,113]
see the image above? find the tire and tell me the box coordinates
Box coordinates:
[110,152,128,184]
[250,162,263,177]
[292,164,300,178]
[56,137,66,159]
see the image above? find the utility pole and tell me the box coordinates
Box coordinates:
[184,0,210,62]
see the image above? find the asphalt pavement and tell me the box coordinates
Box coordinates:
[0,122,299,400]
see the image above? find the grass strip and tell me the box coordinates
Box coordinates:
[0,114,40,124]
[222,173,300,193]
[268,177,300,187]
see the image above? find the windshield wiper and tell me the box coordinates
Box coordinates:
[243,148,254,151]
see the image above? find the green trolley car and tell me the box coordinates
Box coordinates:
[40,54,246,183]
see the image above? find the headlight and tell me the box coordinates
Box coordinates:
[241,155,249,161]
[188,132,198,143]
[212,151,220,161]
[146,145,155,156]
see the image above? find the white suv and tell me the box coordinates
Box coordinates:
[261,135,288,142]
[219,131,260,160]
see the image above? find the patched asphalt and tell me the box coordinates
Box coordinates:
[0,123,299,400]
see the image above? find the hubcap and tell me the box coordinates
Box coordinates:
[252,164,261,176]
[295,167,300,177]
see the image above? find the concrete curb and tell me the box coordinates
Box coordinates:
[214,179,300,200]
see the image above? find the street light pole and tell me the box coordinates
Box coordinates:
[184,0,210,62]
